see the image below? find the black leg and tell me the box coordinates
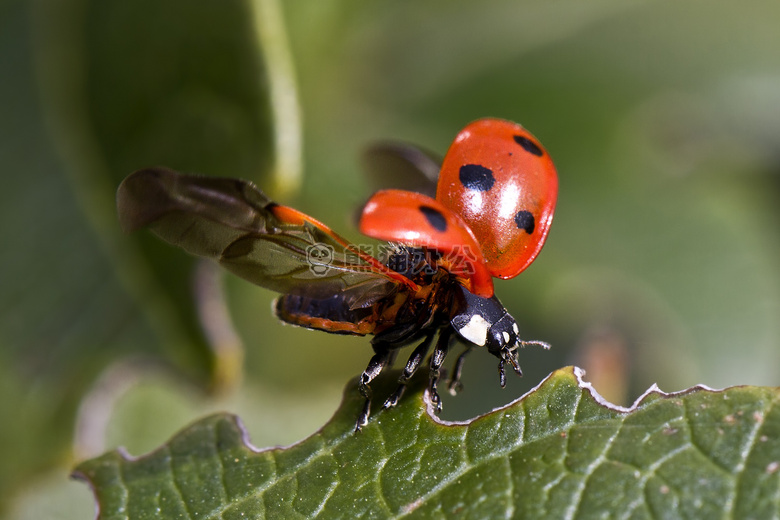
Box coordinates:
[497,348,523,389]
[447,346,472,395]
[498,358,507,388]
[383,332,435,409]
[428,328,453,414]
[356,345,395,432]
[506,349,523,377]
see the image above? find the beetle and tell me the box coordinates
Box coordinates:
[116,118,558,430]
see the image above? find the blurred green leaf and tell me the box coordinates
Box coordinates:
[75,367,780,518]
[0,0,288,510]
[33,0,279,386]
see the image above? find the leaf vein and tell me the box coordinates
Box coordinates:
[724,396,776,520]
[681,399,734,478]
[503,456,515,519]
[214,426,230,512]
[311,475,339,517]
[116,452,131,520]
[373,418,394,516]
[399,386,589,519]
[563,392,617,520]
[166,445,196,519]
[620,443,691,520]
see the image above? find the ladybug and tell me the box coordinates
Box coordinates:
[116,118,558,430]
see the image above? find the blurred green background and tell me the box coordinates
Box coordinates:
[3,0,780,516]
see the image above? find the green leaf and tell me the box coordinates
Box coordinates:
[31,0,287,388]
[0,0,297,508]
[74,366,780,519]
[27,0,303,393]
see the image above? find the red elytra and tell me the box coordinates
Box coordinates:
[436,118,558,279]
[360,189,493,298]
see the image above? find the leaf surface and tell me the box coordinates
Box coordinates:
[75,367,780,519]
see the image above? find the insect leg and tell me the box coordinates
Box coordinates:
[428,327,453,414]
[356,344,395,432]
[447,345,472,396]
[383,331,436,409]
[498,359,507,388]
[497,344,523,389]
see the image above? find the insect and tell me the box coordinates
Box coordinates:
[116,118,558,430]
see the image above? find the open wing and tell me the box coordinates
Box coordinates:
[117,167,415,307]
[361,142,441,198]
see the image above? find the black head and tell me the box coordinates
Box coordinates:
[450,287,518,349]
[450,286,550,387]
[450,287,522,377]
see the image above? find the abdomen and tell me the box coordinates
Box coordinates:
[274,294,378,335]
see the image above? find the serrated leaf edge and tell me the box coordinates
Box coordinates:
[424,365,727,426]
[74,365,733,471]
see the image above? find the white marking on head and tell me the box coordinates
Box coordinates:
[457,314,490,346]
[512,322,519,334]
[502,331,511,343]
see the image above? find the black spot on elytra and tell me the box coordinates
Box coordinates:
[420,206,448,232]
[459,164,495,191]
[515,210,535,234]
[513,135,544,157]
